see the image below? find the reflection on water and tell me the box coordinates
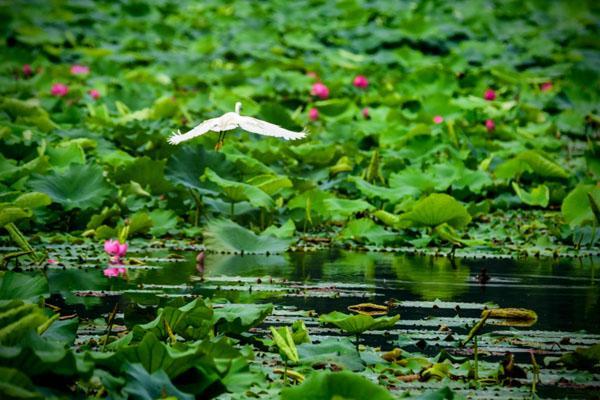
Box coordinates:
[47,249,599,333]
[199,250,599,333]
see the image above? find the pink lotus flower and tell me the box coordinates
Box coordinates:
[23,64,32,76]
[51,83,69,97]
[433,115,444,124]
[47,259,58,264]
[104,239,128,258]
[311,82,329,99]
[362,107,369,118]
[89,89,101,100]
[484,89,496,101]
[70,64,90,75]
[309,107,319,121]
[485,119,495,132]
[353,75,368,88]
[306,71,318,79]
[540,82,553,92]
[103,267,127,278]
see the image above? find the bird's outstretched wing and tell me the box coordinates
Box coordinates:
[237,116,307,140]
[168,116,223,145]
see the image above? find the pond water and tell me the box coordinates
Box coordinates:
[51,250,596,326]
[39,247,600,398]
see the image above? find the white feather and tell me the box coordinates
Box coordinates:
[237,116,307,140]
[168,102,307,145]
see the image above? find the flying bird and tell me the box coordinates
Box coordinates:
[168,102,307,150]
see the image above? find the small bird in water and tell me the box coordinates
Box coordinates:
[168,102,307,150]
[476,268,491,284]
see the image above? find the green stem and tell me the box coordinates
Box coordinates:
[102,301,119,352]
[189,189,203,226]
[473,335,479,381]
[284,359,288,386]
[4,223,41,264]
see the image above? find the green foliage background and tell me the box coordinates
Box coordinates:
[1,0,599,251]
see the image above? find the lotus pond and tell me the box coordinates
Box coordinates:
[1,0,600,398]
[1,244,599,399]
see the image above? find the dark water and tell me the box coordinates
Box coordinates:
[49,249,599,334]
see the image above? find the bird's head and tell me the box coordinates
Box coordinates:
[235,102,242,114]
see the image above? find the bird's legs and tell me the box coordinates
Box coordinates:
[214,131,225,151]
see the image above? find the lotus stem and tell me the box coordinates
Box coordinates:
[4,223,42,264]
[189,189,203,226]
[37,313,59,335]
[102,301,119,352]
[473,335,479,381]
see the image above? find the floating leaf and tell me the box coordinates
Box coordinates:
[319,311,399,335]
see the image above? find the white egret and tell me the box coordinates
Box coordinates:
[168,102,307,150]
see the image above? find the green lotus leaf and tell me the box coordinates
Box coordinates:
[270,326,299,363]
[203,219,292,253]
[114,157,172,194]
[166,145,233,193]
[518,150,569,179]
[338,218,397,246]
[13,192,52,209]
[213,303,273,335]
[134,298,214,342]
[0,366,42,400]
[118,363,194,400]
[319,311,399,335]
[246,174,293,196]
[512,182,550,207]
[204,168,273,209]
[0,207,31,227]
[281,370,394,400]
[0,272,49,303]
[323,198,374,221]
[400,193,471,228]
[561,184,600,227]
[29,164,112,210]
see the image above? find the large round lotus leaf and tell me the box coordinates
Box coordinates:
[29,164,112,210]
[401,193,471,228]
